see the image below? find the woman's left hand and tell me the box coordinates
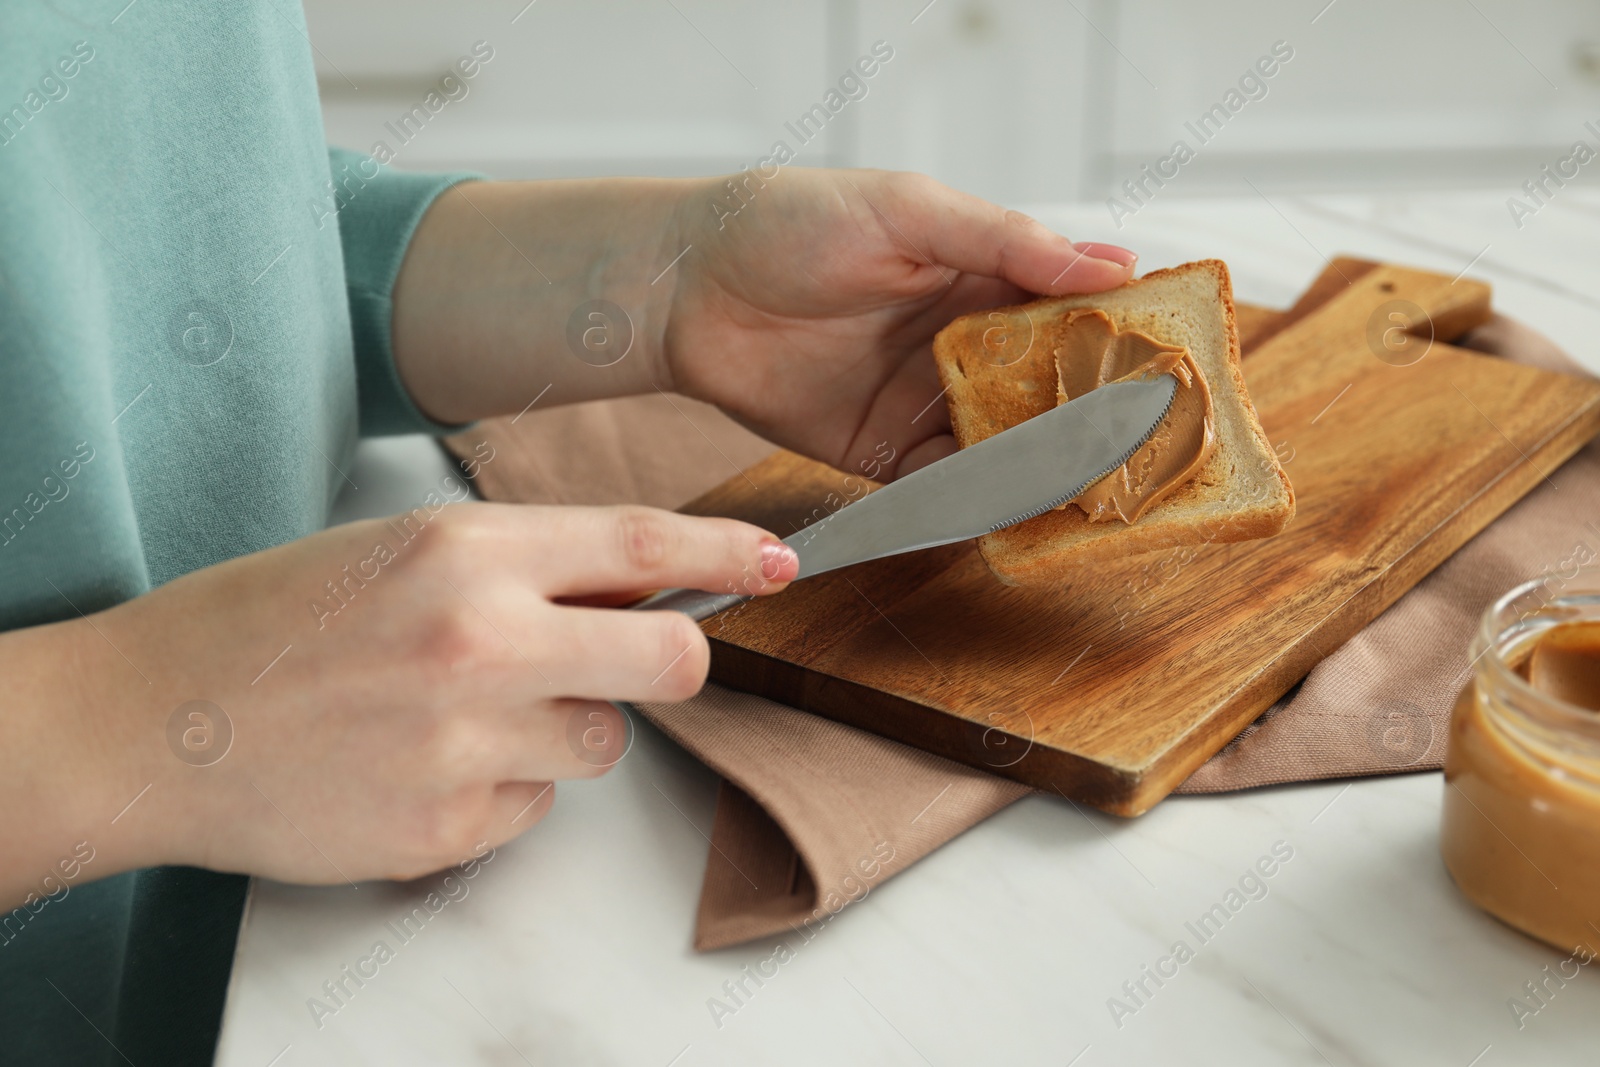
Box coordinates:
[662,168,1136,479]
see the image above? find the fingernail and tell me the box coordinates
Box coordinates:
[1073,242,1138,269]
[759,541,800,583]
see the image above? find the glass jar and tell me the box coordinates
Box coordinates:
[1440,571,1600,955]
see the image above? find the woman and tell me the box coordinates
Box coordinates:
[0,3,1135,1061]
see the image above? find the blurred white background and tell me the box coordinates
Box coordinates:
[305,0,1600,211]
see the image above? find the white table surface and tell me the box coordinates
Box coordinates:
[215,189,1600,1067]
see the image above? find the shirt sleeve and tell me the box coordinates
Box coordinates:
[328,146,483,437]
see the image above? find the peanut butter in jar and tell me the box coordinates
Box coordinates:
[1441,573,1600,955]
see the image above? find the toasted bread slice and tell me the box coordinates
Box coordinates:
[931,259,1293,585]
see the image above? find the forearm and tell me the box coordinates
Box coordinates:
[390,177,705,424]
[0,615,154,911]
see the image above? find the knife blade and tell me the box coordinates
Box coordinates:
[632,375,1177,621]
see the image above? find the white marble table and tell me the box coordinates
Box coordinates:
[215,190,1600,1066]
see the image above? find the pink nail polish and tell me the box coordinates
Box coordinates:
[1073,242,1139,269]
[759,541,799,583]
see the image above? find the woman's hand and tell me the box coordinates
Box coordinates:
[663,169,1136,478]
[3,504,795,903]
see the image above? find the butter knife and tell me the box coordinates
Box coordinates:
[632,375,1177,621]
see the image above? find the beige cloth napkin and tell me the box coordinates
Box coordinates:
[445,314,1598,950]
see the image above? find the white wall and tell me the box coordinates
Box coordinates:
[305,0,1600,204]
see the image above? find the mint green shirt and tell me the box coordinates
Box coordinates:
[1,3,472,1061]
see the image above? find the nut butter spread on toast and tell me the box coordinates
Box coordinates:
[1054,309,1216,524]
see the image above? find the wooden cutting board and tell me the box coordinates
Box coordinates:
[679,258,1600,815]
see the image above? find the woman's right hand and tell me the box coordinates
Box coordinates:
[5,503,796,903]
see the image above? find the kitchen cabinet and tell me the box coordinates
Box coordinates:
[306,0,1600,205]
[305,0,842,178]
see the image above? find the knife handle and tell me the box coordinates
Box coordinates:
[628,587,751,621]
